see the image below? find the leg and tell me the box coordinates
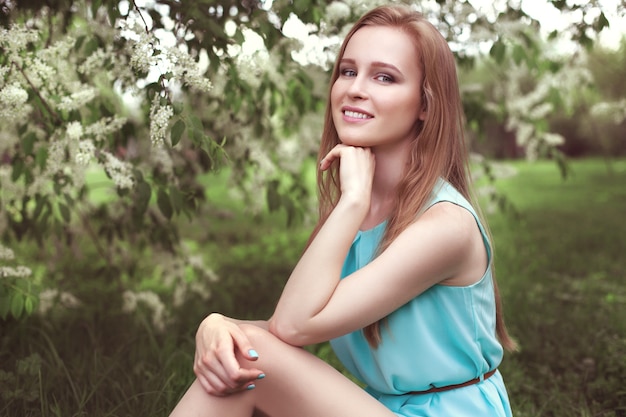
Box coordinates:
[169,324,396,417]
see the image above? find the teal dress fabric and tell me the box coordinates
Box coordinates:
[329,179,513,417]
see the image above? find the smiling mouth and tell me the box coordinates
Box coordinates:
[344,110,373,119]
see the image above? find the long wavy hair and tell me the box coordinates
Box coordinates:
[310,5,517,351]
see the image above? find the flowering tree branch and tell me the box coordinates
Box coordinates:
[10,60,63,127]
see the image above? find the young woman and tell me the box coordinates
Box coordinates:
[170,5,516,417]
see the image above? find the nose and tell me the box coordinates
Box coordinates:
[346,75,368,100]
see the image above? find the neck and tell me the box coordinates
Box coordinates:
[361,143,409,229]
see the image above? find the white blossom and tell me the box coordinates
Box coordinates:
[37,289,82,315]
[56,87,98,112]
[37,289,58,315]
[75,139,96,166]
[84,116,128,143]
[591,100,626,124]
[168,46,213,93]
[149,98,174,147]
[102,151,134,189]
[78,47,110,75]
[0,244,15,261]
[325,1,351,24]
[122,290,169,332]
[66,121,83,141]
[0,24,39,57]
[0,82,31,121]
[37,36,75,61]
[0,265,32,278]
[127,28,158,74]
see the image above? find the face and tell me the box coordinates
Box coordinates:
[331,25,426,150]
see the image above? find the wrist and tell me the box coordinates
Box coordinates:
[337,192,370,216]
[205,312,226,324]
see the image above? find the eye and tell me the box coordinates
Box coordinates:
[340,68,357,77]
[375,73,394,83]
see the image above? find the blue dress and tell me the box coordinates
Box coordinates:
[329,179,513,416]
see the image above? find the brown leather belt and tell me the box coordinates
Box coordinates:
[409,369,497,395]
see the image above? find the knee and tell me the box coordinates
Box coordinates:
[238,323,275,345]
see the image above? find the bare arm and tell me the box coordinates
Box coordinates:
[269,147,484,346]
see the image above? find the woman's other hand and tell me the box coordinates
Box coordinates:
[193,313,265,396]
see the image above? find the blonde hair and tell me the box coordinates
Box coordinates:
[311,5,516,351]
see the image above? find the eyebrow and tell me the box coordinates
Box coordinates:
[339,58,403,74]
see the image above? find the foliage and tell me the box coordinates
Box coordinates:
[1,158,624,416]
[490,159,626,416]
[0,0,623,339]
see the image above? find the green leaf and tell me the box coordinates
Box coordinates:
[10,293,24,319]
[512,44,526,65]
[22,132,37,155]
[24,296,35,316]
[58,203,71,223]
[595,12,609,32]
[266,180,281,212]
[171,119,185,147]
[0,293,10,320]
[168,185,184,214]
[11,158,24,181]
[135,181,152,215]
[36,148,48,170]
[33,194,47,219]
[84,37,99,56]
[157,188,173,219]
[490,40,506,64]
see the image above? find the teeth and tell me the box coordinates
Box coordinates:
[344,110,371,119]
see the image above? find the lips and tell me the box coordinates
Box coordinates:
[342,107,373,120]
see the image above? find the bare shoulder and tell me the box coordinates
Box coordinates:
[413,201,486,286]
[417,201,478,240]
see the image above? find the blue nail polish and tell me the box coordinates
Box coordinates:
[257,373,265,380]
[248,349,259,358]
[247,384,256,390]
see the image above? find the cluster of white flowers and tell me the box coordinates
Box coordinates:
[121,19,213,94]
[0,265,32,278]
[169,46,213,93]
[0,82,31,121]
[492,64,568,160]
[78,47,109,75]
[0,24,40,59]
[325,1,352,25]
[131,31,158,74]
[149,97,174,147]
[0,245,32,280]
[156,244,215,308]
[591,99,626,124]
[75,140,96,166]
[102,151,134,189]
[84,116,128,143]
[66,121,83,141]
[122,290,169,332]
[0,244,15,261]
[56,87,98,112]
[37,288,83,315]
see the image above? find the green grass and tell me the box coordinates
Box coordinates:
[1,158,624,416]
[488,158,626,417]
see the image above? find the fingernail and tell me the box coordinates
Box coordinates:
[257,373,265,380]
[248,349,259,359]
[247,384,256,390]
